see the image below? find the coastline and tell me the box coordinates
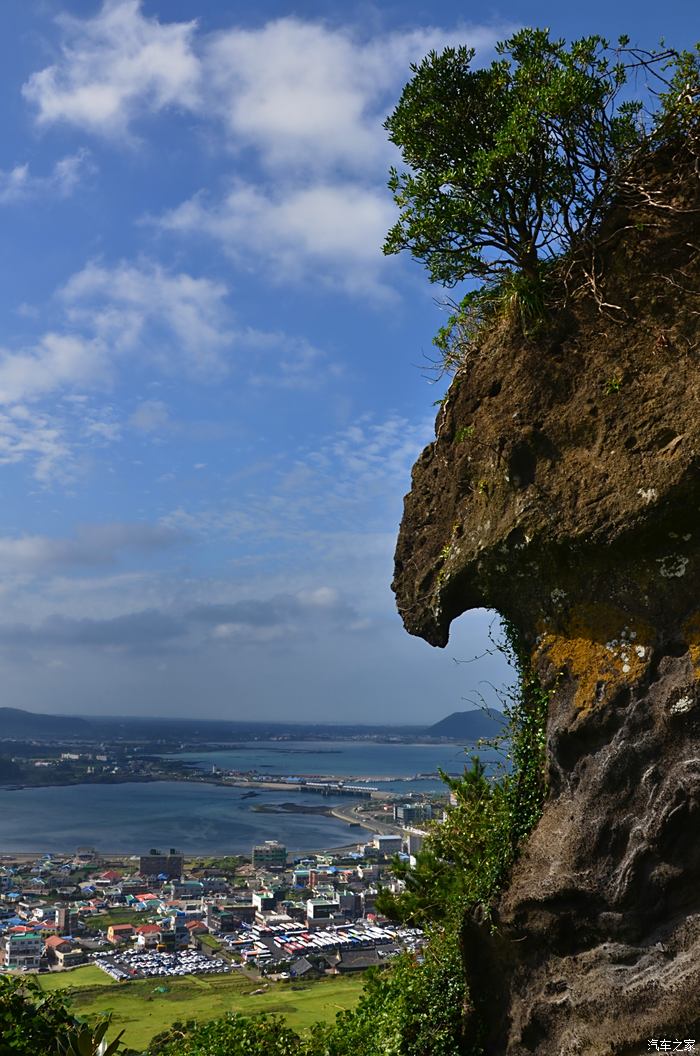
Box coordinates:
[327,805,405,837]
[1,770,409,792]
[0,840,367,861]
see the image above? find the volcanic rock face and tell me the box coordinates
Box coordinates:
[393,160,700,1053]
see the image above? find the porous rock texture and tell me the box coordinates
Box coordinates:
[393,152,700,1054]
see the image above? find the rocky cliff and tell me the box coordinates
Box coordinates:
[393,148,700,1053]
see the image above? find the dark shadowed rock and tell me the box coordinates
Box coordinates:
[393,148,700,1053]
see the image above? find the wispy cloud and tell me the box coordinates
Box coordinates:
[22,0,200,138]
[0,333,106,406]
[0,255,342,482]
[0,260,232,482]
[0,260,234,411]
[0,583,360,656]
[0,522,184,574]
[244,331,339,391]
[60,260,234,377]
[128,398,170,433]
[0,406,74,484]
[0,609,185,652]
[187,586,359,644]
[163,410,433,546]
[0,149,94,204]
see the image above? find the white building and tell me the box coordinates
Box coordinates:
[0,931,43,969]
[404,828,428,866]
[373,834,403,857]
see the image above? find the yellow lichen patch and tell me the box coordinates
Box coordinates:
[534,603,653,712]
[682,611,700,676]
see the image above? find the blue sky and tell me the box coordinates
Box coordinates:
[0,0,695,722]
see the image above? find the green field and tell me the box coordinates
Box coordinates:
[40,965,114,990]
[39,968,364,1050]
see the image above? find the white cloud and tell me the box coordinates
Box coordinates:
[23,8,506,157]
[61,260,234,376]
[159,181,396,297]
[22,9,509,298]
[204,18,502,174]
[0,333,107,405]
[0,261,233,409]
[0,150,93,204]
[22,0,200,137]
[155,18,508,298]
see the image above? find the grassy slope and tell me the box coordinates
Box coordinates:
[39,969,364,1050]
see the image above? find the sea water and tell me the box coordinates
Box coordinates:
[0,741,500,854]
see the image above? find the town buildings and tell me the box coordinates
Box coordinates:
[0,825,428,981]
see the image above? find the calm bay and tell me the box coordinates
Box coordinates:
[0,741,498,854]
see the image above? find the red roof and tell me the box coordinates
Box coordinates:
[108,924,134,933]
[136,925,161,935]
[45,935,70,949]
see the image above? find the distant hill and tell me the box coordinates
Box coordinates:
[0,707,92,740]
[0,706,503,744]
[427,708,505,741]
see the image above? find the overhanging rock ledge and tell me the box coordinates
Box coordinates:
[392,156,700,1053]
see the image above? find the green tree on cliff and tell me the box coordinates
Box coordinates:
[383,29,698,359]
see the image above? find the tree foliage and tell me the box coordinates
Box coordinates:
[378,626,549,930]
[0,976,125,1056]
[147,1014,306,1056]
[384,29,685,289]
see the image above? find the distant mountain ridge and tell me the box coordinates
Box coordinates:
[0,705,504,743]
[427,708,505,741]
[0,707,91,740]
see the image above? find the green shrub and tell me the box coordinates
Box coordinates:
[147,1014,305,1056]
[0,977,123,1056]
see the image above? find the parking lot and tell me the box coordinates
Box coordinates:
[217,920,425,971]
[93,948,233,980]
